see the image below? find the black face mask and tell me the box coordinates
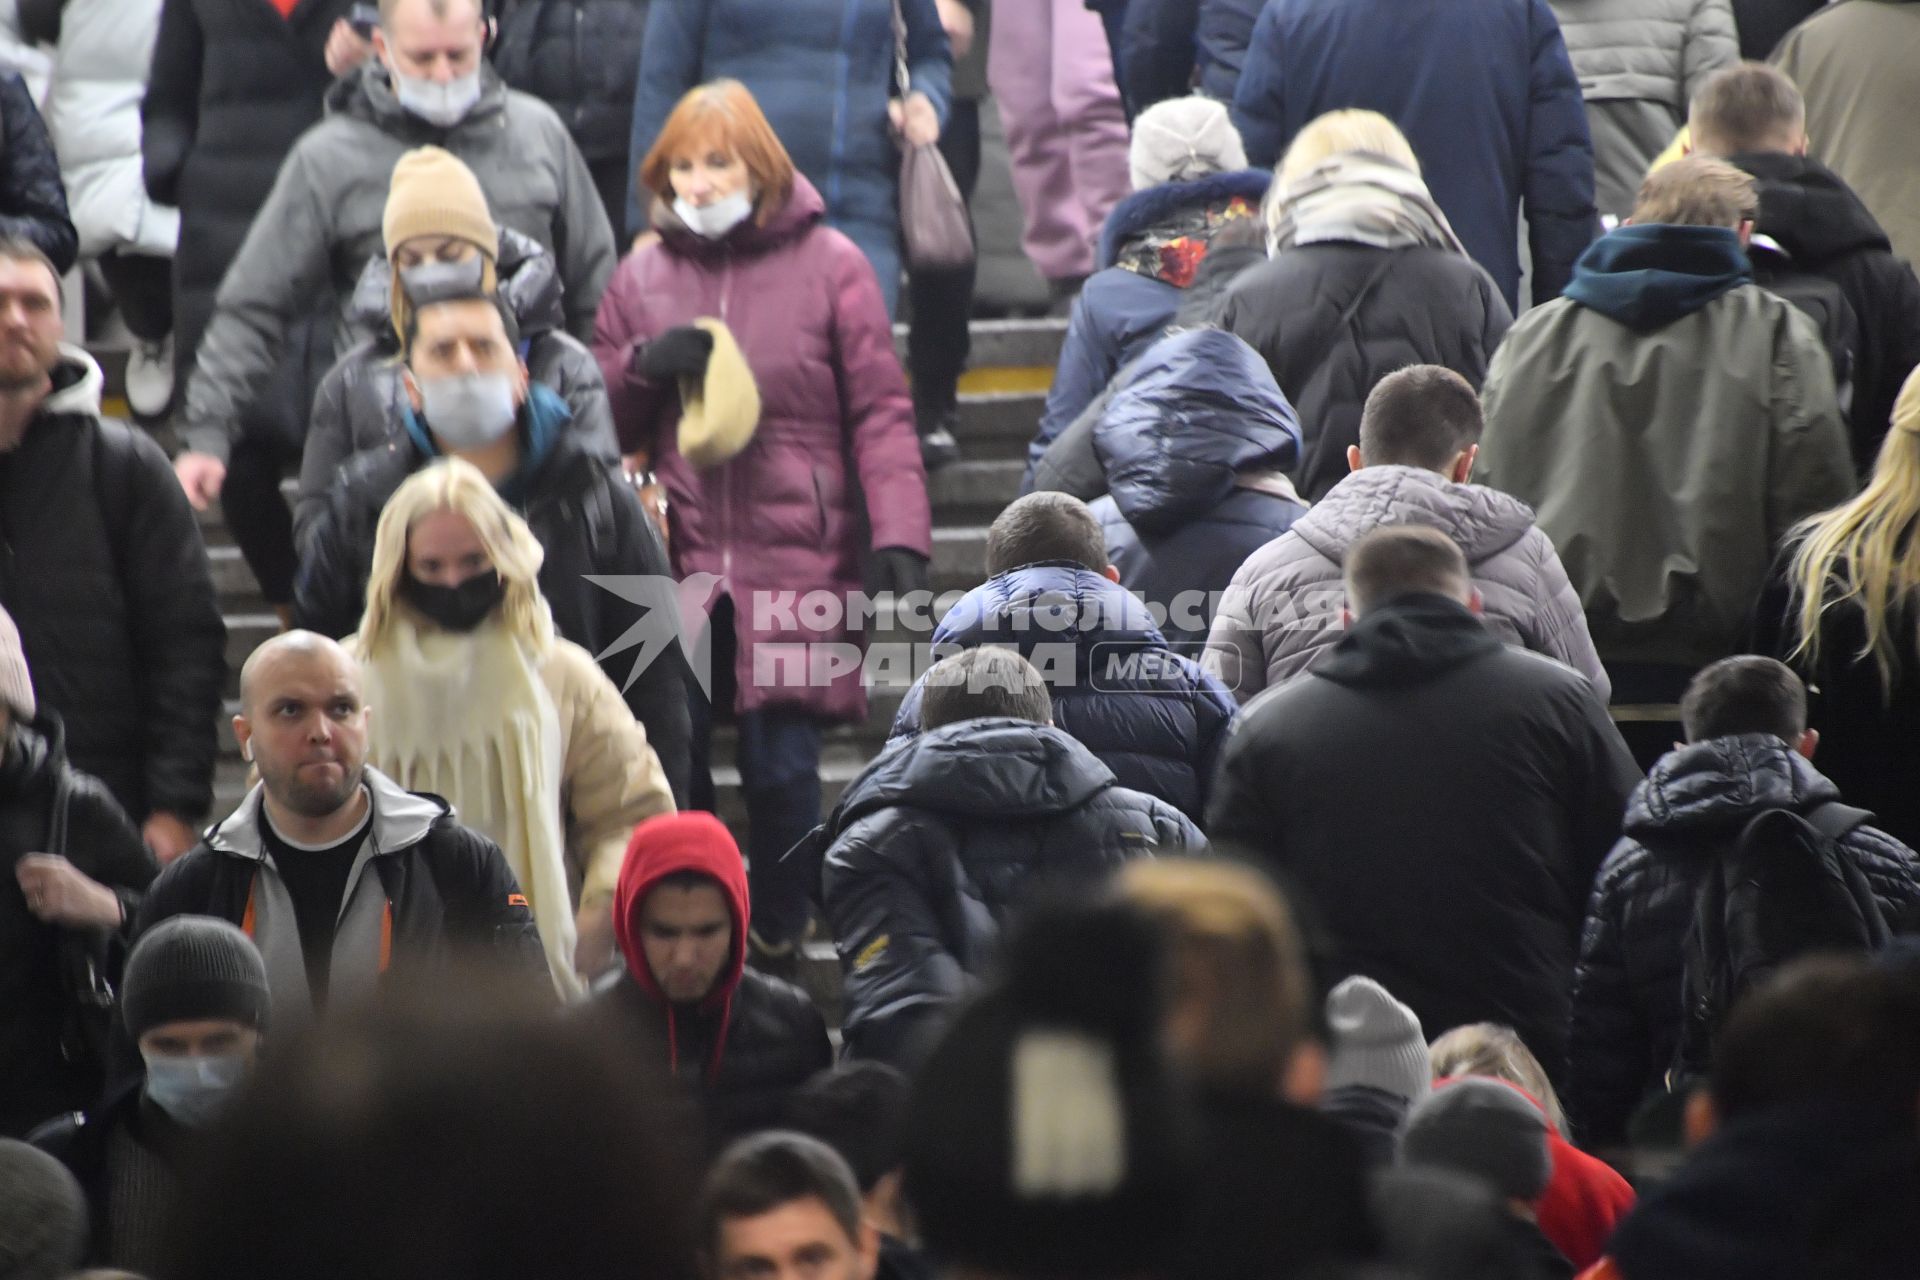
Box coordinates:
[400,570,505,633]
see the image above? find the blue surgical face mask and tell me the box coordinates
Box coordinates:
[417,371,518,450]
[144,1052,249,1128]
[672,190,754,239]
[389,64,484,128]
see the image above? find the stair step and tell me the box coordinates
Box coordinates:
[892,315,1067,371]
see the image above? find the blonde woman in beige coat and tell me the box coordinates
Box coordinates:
[348,458,673,999]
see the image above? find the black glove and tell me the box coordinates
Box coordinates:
[863,546,930,598]
[635,326,714,382]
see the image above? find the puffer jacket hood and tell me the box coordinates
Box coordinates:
[1734,150,1894,267]
[1095,328,1302,535]
[347,226,567,347]
[1563,223,1753,330]
[1293,465,1535,566]
[0,710,67,796]
[613,812,750,1011]
[1097,168,1273,271]
[935,561,1170,653]
[835,717,1118,828]
[1623,733,1840,846]
[1314,593,1504,689]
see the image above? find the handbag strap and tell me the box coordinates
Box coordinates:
[891,0,911,98]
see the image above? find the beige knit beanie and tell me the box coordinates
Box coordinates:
[382,147,500,343]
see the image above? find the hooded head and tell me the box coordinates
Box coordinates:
[613,812,750,1015]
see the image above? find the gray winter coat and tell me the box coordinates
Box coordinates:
[1549,0,1739,220]
[1202,465,1607,704]
[181,61,616,462]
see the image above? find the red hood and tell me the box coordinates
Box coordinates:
[613,812,750,1011]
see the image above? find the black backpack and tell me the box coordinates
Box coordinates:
[1749,237,1860,420]
[1673,802,1891,1080]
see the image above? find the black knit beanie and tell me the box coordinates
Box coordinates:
[122,915,271,1042]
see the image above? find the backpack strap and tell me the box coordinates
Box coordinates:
[89,421,136,583]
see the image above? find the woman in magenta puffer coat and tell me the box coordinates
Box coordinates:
[592,78,931,960]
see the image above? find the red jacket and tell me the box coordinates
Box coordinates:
[592,177,931,722]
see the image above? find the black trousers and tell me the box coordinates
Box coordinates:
[905,98,983,422]
[97,251,173,343]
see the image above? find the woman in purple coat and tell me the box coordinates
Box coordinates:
[593,79,932,962]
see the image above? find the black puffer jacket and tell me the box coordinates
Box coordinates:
[1567,734,1920,1146]
[0,715,154,1139]
[1732,150,1920,472]
[142,0,349,377]
[294,402,692,806]
[0,351,226,824]
[1217,242,1512,502]
[495,0,650,163]
[818,717,1203,1068]
[294,228,619,547]
[0,72,78,273]
[585,970,830,1150]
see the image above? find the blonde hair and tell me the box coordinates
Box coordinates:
[356,459,555,656]
[1631,154,1757,228]
[1265,111,1422,249]
[1276,110,1420,189]
[1427,1023,1568,1135]
[1119,859,1313,1093]
[1786,368,1920,689]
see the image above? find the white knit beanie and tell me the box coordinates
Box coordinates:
[1128,95,1249,191]
[1324,976,1432,1104]
[0,605,35,722]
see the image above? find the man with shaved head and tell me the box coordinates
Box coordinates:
[136,632,544,1022]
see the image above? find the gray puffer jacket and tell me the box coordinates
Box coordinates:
[1548,0,1739,220]
[1202,464,1607,703]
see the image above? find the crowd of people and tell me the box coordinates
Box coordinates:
[2,0,1920,1276]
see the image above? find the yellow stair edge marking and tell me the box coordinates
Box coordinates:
[958,366,1053,395]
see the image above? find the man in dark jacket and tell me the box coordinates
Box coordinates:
[33,916,270,1273]
[0,73,77,274]
[0,239,226,861]
[890,492,1235,824]
[170,0,616,538]
[1568,656,1920,1147]
[829,647,1201,1067]
[295,288,692,805]
[136,632,548,1022]
[1087,327,1307,652]
[295,226,618,548]
[1593,956,1920,1280]
[1230,0,1598,309]
[1,609,156,1139]
[1689,62,1920,472]
[494,0,652,236]
[589,811,832,1150]
[1209,526,1641,1080]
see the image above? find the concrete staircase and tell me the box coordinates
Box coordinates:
[190,317,1064,834]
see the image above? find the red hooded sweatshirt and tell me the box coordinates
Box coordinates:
[612,812,750,1080]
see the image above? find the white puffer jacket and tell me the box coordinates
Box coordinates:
[1547,0,1740,219]
[43,0,177,257]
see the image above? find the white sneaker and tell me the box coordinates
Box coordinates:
[125,336,174,419]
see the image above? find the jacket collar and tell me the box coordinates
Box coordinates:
[206,766,446,862]
[1312,594,1503,689]
[1097,168,1273,269]
[1562,224,1753,331]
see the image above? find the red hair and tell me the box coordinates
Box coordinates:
[638,79,796,224]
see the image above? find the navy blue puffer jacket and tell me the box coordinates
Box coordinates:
[1122,0,1264,108]
[821,717,1202,1065]
[891,564,1236,823]
[1089,328,1307,653]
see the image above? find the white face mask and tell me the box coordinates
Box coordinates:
[389,64,484,127]
[672,190,754,239]
[144,1052,248,1128]
[417,371,518,450]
